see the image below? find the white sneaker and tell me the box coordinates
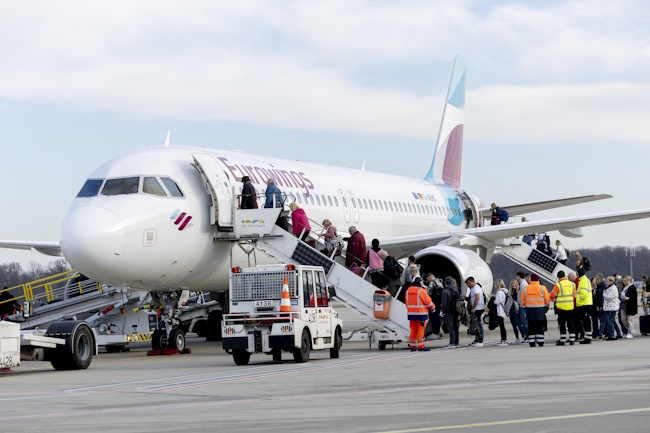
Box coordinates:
[498,341,508,347]
[626,334,634,339]
[443,343,456,349]
[471,342,484,347]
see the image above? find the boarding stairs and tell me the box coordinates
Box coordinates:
[217,206,412,344]
[498,239,573,286]
[0,271,148,331]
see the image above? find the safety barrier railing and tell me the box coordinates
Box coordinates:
[234,192,296,209]
[0,270,107,315]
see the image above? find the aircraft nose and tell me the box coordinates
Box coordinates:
[60,206,125,277]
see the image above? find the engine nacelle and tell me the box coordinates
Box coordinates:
[414,245,494,298]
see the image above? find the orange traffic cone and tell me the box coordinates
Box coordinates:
[280,277,292,312]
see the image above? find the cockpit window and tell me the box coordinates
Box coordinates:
[77,179,104,197]
[161,177,184,197]
[143,177,166,196]
[102,177,139,196]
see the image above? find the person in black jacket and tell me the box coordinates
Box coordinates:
[592,274,606,339]
[240,176,257,209]
[441,276,460,348]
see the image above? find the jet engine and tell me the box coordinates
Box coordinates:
[414,245,494,297]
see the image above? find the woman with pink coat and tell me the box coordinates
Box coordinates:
[290,202,311,241]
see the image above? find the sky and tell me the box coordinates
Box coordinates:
[1,0,649,267]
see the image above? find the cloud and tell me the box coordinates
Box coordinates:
[0,0,649,143]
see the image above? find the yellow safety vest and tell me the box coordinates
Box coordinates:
[576,276,593,307]
[554,280,575,311]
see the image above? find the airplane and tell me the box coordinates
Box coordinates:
[2,55,650,349]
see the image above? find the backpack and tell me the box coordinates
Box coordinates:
[455,297,466,316]
[583,256,592,271]
[383,256,403,281]
[503,289,514,313]
[500,209,509,222]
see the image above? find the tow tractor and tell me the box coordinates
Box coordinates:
[222,264,343,365]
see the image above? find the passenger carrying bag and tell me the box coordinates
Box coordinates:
[467,314,479,336]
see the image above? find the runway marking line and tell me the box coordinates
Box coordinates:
[376,407,650,432]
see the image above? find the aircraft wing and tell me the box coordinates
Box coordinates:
[380,207,650,258]
[0,240,62,257]
[479,194,612,216]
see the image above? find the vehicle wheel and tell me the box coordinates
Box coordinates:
[293,329,311,363]
[46,321,94,371]
[207,311,223,341]
[168,328,186,351]
[272,348,282,362]
[105,344,125,353]
[233,349,250,365]
[330,327,342,358]
[483,314,489,325]
[151,329,167,351]
[377,341,387,351]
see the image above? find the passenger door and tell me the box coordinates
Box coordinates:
[314,270,331,339]
[337,189,351,223]
[192,154,233,228]
[302,270,317,337]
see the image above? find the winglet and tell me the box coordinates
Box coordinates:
[165,130,171,148]
[424,54,468,189]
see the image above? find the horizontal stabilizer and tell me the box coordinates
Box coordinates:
[480,194,613,216]
[0,240,62,257]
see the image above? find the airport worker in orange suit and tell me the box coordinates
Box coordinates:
[406,277,435,351]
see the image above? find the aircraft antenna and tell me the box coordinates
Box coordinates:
[361,161,365,171]
[165,130,171,148]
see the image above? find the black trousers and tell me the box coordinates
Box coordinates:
[528,320,545,345]
[577,306,593,340]
[497,316,507,341]
[557,309,575,342]
[444,313,459,345]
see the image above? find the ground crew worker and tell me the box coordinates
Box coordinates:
[576,267,594,344]
[521,273,549,347]
[549,270,576,345]
[406,277,435,352]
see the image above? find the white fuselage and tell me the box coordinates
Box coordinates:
[60,146,481,292]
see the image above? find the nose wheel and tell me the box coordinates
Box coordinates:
[151,327,186,351]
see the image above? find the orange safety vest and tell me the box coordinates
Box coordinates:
[521,281,550,308]
[406,286,434,320]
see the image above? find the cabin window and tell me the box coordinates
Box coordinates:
[77,179,104,197]
[161,178,184,198]
[369,200,374,210]
[378,201,383,211]
[321,195,326,206]
[341,196,348,207]
[102,177,139,196]
[327,195,333,206]
[143,177,167,197]
[315,195,321,206]
[398,203,403,212]
[363,199,368,209]
[310,195,314,205]
[333,196,339,207]
[388,202,393,212]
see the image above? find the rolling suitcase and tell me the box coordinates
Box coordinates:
[639,315,650,336]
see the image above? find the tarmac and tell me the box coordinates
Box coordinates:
[2,320,649,433]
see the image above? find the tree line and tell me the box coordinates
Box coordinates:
[0,259,71,289]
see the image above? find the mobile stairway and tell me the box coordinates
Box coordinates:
[216,206,412,348]
[498,239,574,286]
[0,271,156,353]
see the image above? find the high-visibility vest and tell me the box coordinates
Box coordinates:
[521,281,549,308]
[576,276,593,307]
[406,286,434,320]
[553,279,575,311]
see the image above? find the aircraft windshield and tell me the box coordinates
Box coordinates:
[161,177,184,197]
[143,177,166,196]
[102,177,139,196]
[77,179,104,197]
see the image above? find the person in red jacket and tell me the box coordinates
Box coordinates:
[406,277,435,351]
[344,226,366,269]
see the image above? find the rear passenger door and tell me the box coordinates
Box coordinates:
[314,270,331,339]
[302,270,317,334]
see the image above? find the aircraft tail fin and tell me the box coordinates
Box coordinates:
[424,54,468,189]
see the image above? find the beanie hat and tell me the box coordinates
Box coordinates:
[531,273,540,281]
